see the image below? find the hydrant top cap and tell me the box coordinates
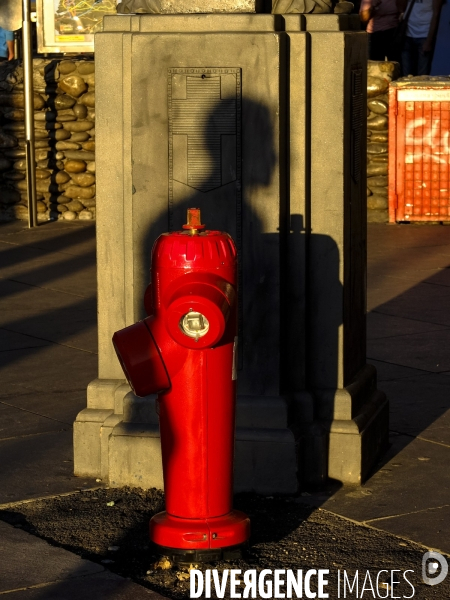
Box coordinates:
[154,230,237,268]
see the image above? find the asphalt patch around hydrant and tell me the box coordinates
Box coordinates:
[0,488,448,599]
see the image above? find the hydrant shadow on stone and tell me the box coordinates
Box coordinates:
[130,94,344,553]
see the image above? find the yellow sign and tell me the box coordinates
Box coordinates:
[55,35,86,42]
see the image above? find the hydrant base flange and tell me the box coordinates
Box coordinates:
[150,509,250,553]
[153,543,247,565]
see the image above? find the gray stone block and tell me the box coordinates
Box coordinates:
[285,31,308,392]
[107,429,299,493]
[109,423,163,488]
[114,382,131,414]
[103,395,298,492]
[100,413,124,480]
[128,31,286,397]
[282,13,361,32]
[73,408,113,476]
[297,421,329,485]
[304,13,361,30]
[328,391,389,484]
[117,0,266,14]
[328,389,389,483]
[234,428,298,494]
[86,378,124,410]
[308,29,368,391]
[75,13,388,493]
[104,14,280,34]
[135,14,282,31]
[236,396,290,429]
[312,364,389,485]
[123,393,159,424]
[315,364,378,421]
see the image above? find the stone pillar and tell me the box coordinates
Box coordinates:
[74,5,389,491]
[284,13,389,485]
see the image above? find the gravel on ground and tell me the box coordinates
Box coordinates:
[1,487,448,599]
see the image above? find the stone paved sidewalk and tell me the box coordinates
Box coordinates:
[0,520,162,599]
[302,223,450,556]
[1,220,450,596]
[0,221,164,598]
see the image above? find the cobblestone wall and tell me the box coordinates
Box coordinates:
[0,58,95,222]
[366,60,399,224]
[0,58,402,224]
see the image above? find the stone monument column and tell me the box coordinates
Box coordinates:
[74,1,389,491]
[285,14,388,484]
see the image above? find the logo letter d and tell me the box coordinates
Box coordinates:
[422,551,448,586]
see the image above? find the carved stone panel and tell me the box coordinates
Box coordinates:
[350,67,363,184]
[168,67,244,350]
[168,68,242,228]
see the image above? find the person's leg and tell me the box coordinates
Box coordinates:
[370,30,387,60]
[370,29,400,60]
[401,35,417,75]
[385,26,401,62]
[415,37,433,75]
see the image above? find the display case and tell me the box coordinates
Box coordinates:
[36,0,116,53]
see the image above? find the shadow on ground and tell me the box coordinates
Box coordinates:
[0,221,99,503]
[1,488,443,599]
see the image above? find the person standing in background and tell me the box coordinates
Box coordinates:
[400,0,443,75]
[430,0,450,74]
[360,0,401,61]
[0,28,14,62]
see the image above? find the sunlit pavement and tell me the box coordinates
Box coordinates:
[0,221,162,598]
[302,223,450,556]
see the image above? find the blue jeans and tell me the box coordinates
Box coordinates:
[401,36,433,76]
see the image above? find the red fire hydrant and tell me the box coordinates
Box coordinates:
[112,208,250,562]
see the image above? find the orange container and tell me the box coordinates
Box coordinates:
[389,81,450,222]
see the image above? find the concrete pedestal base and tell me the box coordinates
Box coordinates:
[328,392,389,484]
[323,365,389,484]
[74,367,387,491]
[74,380,298,493]
[294,365,389,487]
[73,12,389,494]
